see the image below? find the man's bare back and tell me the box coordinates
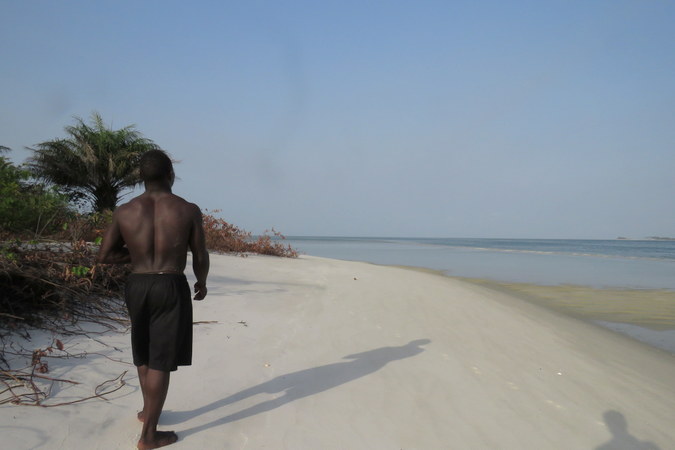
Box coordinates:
[97,150,208,449]
[116,192,200,272]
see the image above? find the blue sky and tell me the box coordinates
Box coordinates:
[2,1,674,238]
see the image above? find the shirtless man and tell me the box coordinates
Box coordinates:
[97,150,209,449]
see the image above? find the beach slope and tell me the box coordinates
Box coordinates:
[2,253,675,449]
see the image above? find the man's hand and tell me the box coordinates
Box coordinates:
[194,282,207,300]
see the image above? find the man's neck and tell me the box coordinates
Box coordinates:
[143,181,172,194]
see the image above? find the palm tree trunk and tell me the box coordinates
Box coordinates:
[93,187,120,212]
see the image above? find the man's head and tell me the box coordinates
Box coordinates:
[140,150,174,184]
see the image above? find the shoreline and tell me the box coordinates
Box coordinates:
[284,237,675,291]
[457,276,675,355]
[375,261,675,355]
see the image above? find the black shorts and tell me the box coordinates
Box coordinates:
[124,273,192,372]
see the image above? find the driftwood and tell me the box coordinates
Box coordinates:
[0,335,131,407]
[0,240,130,407]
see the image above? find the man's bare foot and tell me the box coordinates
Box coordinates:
[137,431,178,449]
[137,410,145,423]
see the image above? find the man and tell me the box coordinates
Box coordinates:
[97,149,209,449]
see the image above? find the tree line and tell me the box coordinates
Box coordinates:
[2,113,161,238]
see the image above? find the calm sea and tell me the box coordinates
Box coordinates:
[284,237,675,290]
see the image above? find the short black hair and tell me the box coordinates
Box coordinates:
[139,150,173,182]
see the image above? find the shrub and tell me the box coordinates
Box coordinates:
[0,150,73,238]
[203,210,297,258]
[0,240,129,329]
[59,210,113,243]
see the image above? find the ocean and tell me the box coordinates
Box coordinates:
[284,237,675,290]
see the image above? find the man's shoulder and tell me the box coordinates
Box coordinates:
[186,201,203,218]
[115,193,201,217]
[165,194,202,216]
[114,198,139,214]
[169,193,199,208]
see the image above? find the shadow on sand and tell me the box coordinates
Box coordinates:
[595,410,659,450]
[167,339,430,437]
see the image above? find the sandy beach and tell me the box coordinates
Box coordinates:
[2,253,675,449]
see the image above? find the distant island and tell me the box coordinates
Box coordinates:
[617,236,675,241]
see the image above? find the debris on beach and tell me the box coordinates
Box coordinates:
[0,240,129,331]
[1,337,129,407]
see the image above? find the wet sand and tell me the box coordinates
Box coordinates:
[461,278,675,353]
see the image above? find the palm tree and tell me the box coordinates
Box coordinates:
[27,112,162,212]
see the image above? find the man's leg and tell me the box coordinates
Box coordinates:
[137,365,149,422]
[137,368,177,449]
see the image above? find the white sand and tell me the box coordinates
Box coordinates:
[2,253,675,449]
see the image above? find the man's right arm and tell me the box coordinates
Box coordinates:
[189,205,209,300]
[97,210,131,265]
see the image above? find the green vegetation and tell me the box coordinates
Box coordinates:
[1,147,72,238]
[27,112,161,212]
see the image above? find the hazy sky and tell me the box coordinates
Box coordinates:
[2,1,674,238]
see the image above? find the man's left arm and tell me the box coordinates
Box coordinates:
[96,211,131,265]
[188,205,209,300]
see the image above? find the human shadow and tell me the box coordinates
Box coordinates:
[171,339,430,437]
[595,410,659,450]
